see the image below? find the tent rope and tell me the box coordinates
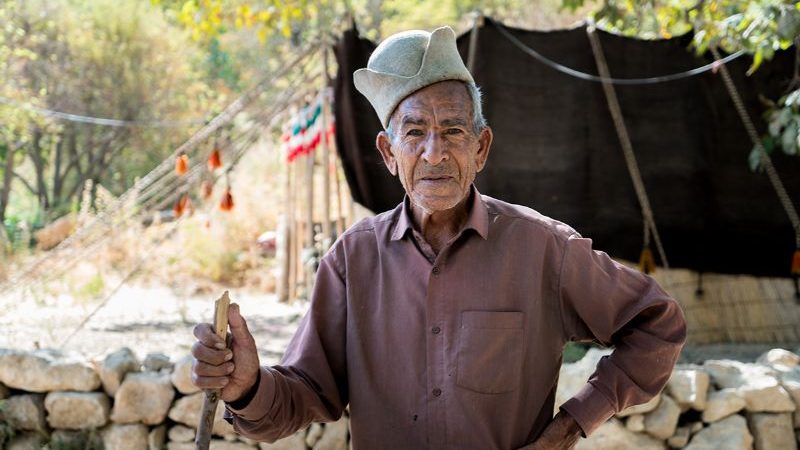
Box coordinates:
[494,19,745,86]
[586,23,671,271]
[710,47,800,249]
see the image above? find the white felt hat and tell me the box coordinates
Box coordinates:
[353,26,475,128]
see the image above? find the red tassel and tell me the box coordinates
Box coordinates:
[175,154,189,176]
[200,180,213,200]
[208,148,222,171]
[219,188,234,212]
[639,247,656,274]
[792,249,800,276]
[173,194,190,217]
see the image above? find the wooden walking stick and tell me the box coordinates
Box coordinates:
[196,291,231,450]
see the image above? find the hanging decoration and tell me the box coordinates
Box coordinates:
[200,180,214,200]
[173,193,192,218]
[175,154,189,176]
[639,246,655,274]
[220,187,234,212]
[208,147,223,171]
[282,98,325,163]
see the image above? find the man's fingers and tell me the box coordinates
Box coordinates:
[228,303,253,342]
[191,373,229,390]
[191,341,233,365]
[193,359,235,377]
[193,323,226,349]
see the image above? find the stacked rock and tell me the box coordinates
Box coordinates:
[0,348,348,450]
[558,348,800,450]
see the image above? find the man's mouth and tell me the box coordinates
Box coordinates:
[420,175,453,181]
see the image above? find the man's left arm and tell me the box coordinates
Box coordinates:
[554,233,687,439]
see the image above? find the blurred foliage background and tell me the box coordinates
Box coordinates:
[1,0,797,288]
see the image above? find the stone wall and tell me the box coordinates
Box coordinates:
[0,348,347,450]
[558,348,800,450]
[1,347,798,449]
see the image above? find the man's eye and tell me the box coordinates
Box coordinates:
[406,129,424,136]
[445,128,463,135]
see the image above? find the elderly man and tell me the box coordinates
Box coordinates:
[191,26,686,449]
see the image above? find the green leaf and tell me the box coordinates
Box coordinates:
[781,120,798,155]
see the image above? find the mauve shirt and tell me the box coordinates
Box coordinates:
[225,186,686,449]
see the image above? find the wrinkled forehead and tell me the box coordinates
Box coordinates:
[391,81,473,125]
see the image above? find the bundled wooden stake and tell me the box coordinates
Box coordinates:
[196,291,231,450]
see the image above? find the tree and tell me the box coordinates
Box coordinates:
[0,0,218,233]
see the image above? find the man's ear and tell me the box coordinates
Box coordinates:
[475,126,493,172]
[376,131,397,176]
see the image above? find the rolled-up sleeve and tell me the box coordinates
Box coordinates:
[224,247,349,442]
[557,233,686,436]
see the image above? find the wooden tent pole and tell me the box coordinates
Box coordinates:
[320,46,333,249]
[278,154,292,303]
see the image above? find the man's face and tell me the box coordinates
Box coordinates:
[376,81,493,214]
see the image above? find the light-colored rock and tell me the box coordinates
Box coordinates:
[169,424,196,442]
[704,360,795,412]
[45,391,110,429]
[144,352,174,372]
[689,421,703,433]
[306,422,324,448]
[51,430,103,448]
[555,348,614,410]
[0,349,101,392]
[259,430,309,449]
[171,355,200,395]
[2,394,46,431]
[684,414,753,450]
[617,394,662,417]
[625,414,645,432]
[574,418,666,450]
[702,388,746,423]
[168,391,234,436]
[103,423,149,450]
[314,419,349,450]
[667,368,709,411]
[150,425,167,450]
[168,441,256,450]
[776,367,800,427]
[667,426,691,448]
[644,394,681,440]
[111,371,175,424]
[757,348,800,369]
[6,432,47,450]
[747,413,797,450]
[99,347,140,396]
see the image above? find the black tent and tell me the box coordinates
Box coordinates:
[333,18,800,278]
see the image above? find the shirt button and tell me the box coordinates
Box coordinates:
[432,266,440,275]
[432,388,442,397]
[431,326,441,334]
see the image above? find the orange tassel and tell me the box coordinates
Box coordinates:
[208,148,222,171]
[639,247,656,274]
[175,154,189,176]
[219,188,234,212]
[792,249,800,276]
[200,180,213,200]
[173,194,190,217]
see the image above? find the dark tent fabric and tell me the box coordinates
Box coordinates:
[333,18,800,278]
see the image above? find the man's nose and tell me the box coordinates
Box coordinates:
[421,134,449,165]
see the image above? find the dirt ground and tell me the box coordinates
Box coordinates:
[0,283,308,366]
[0,282,796,366]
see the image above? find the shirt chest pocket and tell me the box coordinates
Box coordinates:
[456,310,525,394]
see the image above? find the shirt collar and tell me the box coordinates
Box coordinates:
[390,185,489,241]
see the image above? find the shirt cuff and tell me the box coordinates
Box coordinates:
[225,366,277,422]
[559,382,616,437]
